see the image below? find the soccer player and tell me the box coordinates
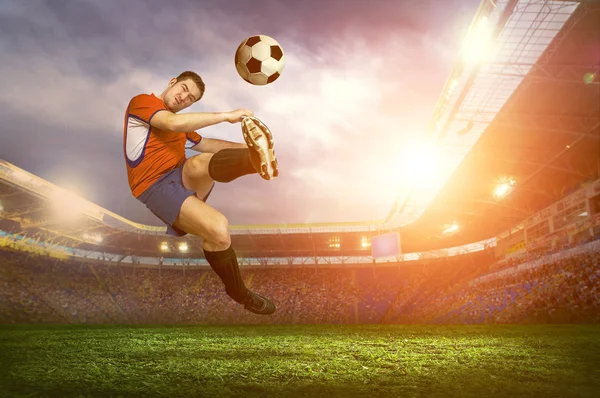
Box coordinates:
[123,71,277,315]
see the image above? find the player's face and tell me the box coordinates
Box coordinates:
[164,79,202,112]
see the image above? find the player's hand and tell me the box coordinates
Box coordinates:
[225,109,254,123]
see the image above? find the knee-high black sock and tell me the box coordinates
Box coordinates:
[208,148,257,183]
[203,245,249,304]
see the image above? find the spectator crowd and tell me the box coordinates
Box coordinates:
[1,241,598,325]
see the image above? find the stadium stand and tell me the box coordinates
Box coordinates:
[1,238,597,325]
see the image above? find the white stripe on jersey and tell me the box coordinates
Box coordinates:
[126,116,149,162]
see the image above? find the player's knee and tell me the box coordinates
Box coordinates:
[208,216,231,248]
[187,154,212,179]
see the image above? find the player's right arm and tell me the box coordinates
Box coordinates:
[151,108,253,132]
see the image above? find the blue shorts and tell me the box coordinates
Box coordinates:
[137,162,214,236]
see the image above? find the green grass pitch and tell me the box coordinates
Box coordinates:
[0,324,599,397]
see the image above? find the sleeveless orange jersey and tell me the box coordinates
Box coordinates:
[123,94,202,197]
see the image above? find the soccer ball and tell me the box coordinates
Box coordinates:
[235,35,285,86]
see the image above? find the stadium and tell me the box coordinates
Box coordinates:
[1,0,599,397]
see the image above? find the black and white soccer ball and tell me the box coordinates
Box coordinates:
[235,35,285,86]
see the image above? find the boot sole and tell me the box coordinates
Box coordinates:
[241,116,279,180]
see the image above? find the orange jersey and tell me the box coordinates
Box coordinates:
[123,94,202,197]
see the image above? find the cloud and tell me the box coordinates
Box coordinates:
[0,0,477,226]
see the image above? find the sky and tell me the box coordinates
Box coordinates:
[0,0,480,227]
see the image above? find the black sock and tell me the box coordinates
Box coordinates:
[208,148,257,183]
[203,246,249,304]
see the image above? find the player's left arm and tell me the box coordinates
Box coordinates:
[190,137,247,153]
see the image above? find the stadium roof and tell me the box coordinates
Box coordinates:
[1,0,598,258]
[386,0,599,248]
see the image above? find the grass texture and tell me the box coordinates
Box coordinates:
[0,324,599,397]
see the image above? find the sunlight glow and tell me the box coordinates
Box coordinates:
[321,74,373,107]
[462,16,492,64]
[397,139,444,192]
[51,187,89,222]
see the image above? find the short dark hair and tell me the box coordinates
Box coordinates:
[175,71,205,102]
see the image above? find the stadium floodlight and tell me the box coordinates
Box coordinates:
[493,177,516,200]
[443,222,459,235]
[160,242,170,252]
[361,236,371,249]
[328,237,340,249]
[461,15,492,65]
[178,242,189,253]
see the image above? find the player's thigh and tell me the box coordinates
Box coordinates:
[182,153,214,198]
[172,195,229,240]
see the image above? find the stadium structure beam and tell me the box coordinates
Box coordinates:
[552,0,600,4]
[509,160,590,177]
[4,206,47,219]
[277,229,286,254]
[445,210,528,220]
[438,0,520,140]
[457,113,599,138]
[509,122,599,197]
[536,0,596,67]
[67,223,104,237]
[274,229,294,266]
[246,232,259,253]
[463,197,534,216]
[18,230,64,255]
[582,151,600,176]
[440,0,591,137]
[45,236,74,254]
[384,190,413,225]
[445,0,594,140]
[0,191,24,199]
[487,64,600,83]
[38,227,94,248]
[512,185,560,199]
[20,219,58,230]
[391,0,590,230]
[309,232,317,263]
[100,228,130,244]
[463,151,593,178]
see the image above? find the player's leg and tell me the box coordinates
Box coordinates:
[182,117,279,190]
[172,195,229,251]
[180,153,216,201]
[182,149,258,196]
[172,196,275,315]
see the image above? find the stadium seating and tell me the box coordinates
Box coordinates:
[1,242,598,324]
